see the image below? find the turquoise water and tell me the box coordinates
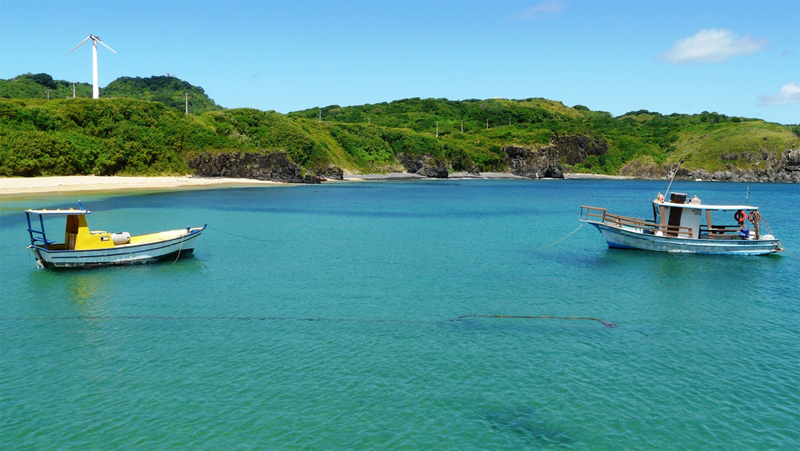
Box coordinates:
[1,179,798,449]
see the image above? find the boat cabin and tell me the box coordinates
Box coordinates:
[26,207,130,251]
[652,192,765,240]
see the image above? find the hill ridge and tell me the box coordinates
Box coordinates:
[1,73,798,182]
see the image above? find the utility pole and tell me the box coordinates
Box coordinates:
[319,109,322,122]
[72,81,76,98]
[486,119,489,129]
[46,89,51,100]
[185,93,189,114]
[436,122,439,138]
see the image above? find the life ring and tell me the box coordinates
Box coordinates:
[734,210,746,223]
[748,211,761,224]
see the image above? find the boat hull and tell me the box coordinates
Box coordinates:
[589,222,781,255]
[29,228,204,268]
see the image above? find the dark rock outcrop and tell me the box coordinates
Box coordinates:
[621,148,800,183]
[503,145,564,179]
[315,164,344,180]
[190,151,320,184]
[502,135,606,179]
[396,153,449,178]
[551,135,609,165]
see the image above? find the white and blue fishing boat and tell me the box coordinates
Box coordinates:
[25,202,206,268]
[580,191,783,255]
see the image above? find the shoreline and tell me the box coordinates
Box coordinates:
[0,175,288,197]
[0,172,633,197]
[343,172,633,181]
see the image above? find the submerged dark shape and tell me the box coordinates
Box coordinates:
[480,407,574,445]
[453,314,618,328]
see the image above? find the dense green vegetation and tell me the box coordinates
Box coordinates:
[0,98,324,176]
[292,100,799,174]
[1,73,221,113]
[1,73,798,179]
[103,76,222,113]
[0,73,94,100]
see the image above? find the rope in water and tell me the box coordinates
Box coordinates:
[172,233,185,265]
[453,314,618,328]
[782,248,800,261]
[213,220,588,249]
[538,222,584,249]
[0,314,618,327]
[207,226,274,243]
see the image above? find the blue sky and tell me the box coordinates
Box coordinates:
[1,0,798,124]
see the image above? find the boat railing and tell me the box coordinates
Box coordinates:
[580,205,694,238]
[700,225,746,240]
[25,212,53,249]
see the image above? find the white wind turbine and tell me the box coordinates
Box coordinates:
[67,34,116,99]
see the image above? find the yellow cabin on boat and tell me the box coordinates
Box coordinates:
[65,214,115,250]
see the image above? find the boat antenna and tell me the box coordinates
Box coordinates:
[663,159,683,201]
[745,185,750,205]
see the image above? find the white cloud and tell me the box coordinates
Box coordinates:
[507,1,564,22]
[657,29,767,64]
[758,83,800,106]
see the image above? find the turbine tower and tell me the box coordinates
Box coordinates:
[67,34,116,99]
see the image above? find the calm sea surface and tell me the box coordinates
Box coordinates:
[1,179,798,449]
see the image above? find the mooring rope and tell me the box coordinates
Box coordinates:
[782,248,800,261]
[0,314,619,328]
[172,233,185,265]
[452,314,618,328]
[538,222,584,249]
[207,226,274,243]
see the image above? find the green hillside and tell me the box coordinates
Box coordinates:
[292,99,799,175]
[0,73,94,100]
[1,73,222,113]
[103,76,223,113]
[1,74,798,180]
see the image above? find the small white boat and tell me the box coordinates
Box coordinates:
[580,191,783,255]
[25,202,206,268]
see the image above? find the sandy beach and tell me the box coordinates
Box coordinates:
[0,172,632,197]
[0,175,287,197]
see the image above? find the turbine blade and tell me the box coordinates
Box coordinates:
[67,36,91,55]
[97,39,117,54]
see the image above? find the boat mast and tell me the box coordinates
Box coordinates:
[663,159,683,201]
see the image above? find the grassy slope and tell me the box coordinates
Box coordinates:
[672,121,798,171]
[2,80,798,178]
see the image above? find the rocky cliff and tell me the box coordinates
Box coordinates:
[396,153,449,178]
[620,148,800,183]
[551,135,609,166]
[315,164,345,181]
[190,151,321,183]
[503,145,564,179]
[500,135,609,179]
